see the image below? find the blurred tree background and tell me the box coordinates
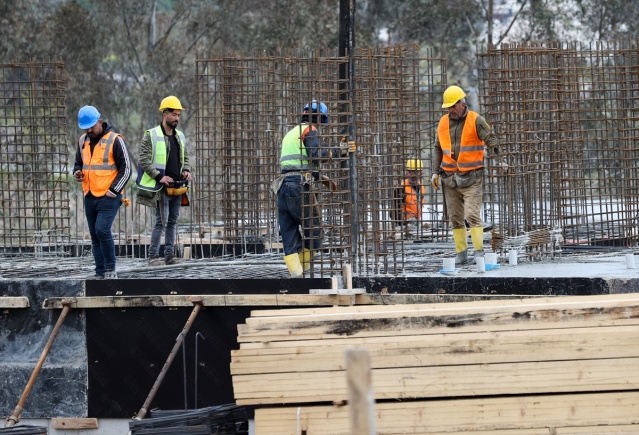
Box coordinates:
[0,0,636,163]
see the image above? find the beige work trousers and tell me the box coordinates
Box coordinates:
[443,176,483,230]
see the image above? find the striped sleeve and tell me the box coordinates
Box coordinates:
[110,135,132,194]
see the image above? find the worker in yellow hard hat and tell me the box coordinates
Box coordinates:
[431,85,502,265]
[391,159,426,225]
[136,95,192,266]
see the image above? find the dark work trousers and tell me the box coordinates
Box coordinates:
[149,191,183,259]
[277,177,321,255]
[84,192,122,276]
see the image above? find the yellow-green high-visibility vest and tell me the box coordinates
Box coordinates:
[280,123,315,172]
[137,125,186,192]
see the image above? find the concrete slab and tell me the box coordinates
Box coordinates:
[446,253,639,280]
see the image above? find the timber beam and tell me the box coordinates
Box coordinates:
[42,293,535,310]
[42,294,359,309]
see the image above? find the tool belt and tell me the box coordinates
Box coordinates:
[442,168,483,189]
[166,179,189,196]
[270,172,313,195]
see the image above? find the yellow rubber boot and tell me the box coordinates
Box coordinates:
[452,228,469,265]
[299,248,312,273]
[284,253,303,278]
[470,227,484,256]
[452,228,468,253]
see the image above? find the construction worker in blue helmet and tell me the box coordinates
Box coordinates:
[72,105,132,279]
[274,99,356,277]
[431,85,502,265]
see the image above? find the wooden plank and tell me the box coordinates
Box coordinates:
[42,294,357,309]
[249,293,639,318]
[0,296,30,308]
[233,357,639,405]
[51,418,99,429]
[237,299,639,343]
[246,294,550,318]
[555,425,639,434]
[253,391,639,434]
[230,325,639,374]
[237,318,639,344]
[310,288,367,295]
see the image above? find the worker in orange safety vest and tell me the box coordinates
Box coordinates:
[73,105,131,279]
[391,159,426,224]
[431,85,503,265]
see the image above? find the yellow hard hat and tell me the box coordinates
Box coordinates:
[406,159,424,171]
[442,85,466,108]
[159,95,185,112]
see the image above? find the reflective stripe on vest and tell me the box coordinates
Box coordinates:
[438,111,485,172]
[280,124,314,171]
[80,131,120,196]
[402,179,425,220]
[137,125,186,192]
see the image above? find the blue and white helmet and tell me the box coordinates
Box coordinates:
[301,100,328,124]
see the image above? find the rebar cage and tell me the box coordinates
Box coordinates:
[477,39,639,257]
[194,45,443,276]
[1,40,637,276]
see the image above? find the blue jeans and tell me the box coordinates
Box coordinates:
[149,191,182,259]
[277,178,320,255]
[84,193,122,276]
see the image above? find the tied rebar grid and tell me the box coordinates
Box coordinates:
[354,45,446,274]
[0,61,71,257]
[477,39,639,255]
[194,47,443,276]
[195,50,353,275]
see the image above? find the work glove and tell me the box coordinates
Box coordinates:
[339,137,357,155]
[430,173,440,191]
[495,160,509,172]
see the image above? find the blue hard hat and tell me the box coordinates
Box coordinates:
[78,105,101,129]
[302,100,328,124]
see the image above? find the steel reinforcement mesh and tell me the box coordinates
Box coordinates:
[0,61,71,256]
[195,45,444,276]
[3,41,636,273]
[477,39,639,255]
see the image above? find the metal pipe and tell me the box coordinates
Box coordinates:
[347,0,359,274]
[134,298,204,420]
[5,300,72,428]
[339,0,358,272]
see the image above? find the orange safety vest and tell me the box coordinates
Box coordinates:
[438,111,485,173]
[79,131,121,196]
[401,179,425,220]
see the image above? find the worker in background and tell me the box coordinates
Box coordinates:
[391,159,426,227]
[73,106,131,279]
[136,96,192,266]
[274,100,356,277]
[431,85,501,265]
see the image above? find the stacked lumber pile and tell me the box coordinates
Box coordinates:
[231,293,639,434]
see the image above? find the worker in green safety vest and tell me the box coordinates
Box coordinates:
[274,100,356,277]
